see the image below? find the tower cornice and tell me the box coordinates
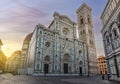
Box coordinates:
[76,3,92,14]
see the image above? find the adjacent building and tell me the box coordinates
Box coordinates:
[97,55,107,75]
[18,33,33,74]
[0,39,6,72]
[101,0,120,78]
[26,3,98,75]
[6,50,21,74]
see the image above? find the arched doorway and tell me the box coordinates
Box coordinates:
[63,53,71,74]
[63,63,68,74]
[79,61,83,76]
[44,56,50,74]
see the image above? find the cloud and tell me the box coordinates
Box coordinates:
[0,0,106,57]
[0,0,50,57]
[0,0,48,32]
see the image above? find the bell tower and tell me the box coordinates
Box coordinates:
[76,3,98,75]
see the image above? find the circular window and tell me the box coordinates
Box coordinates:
[63,30,68,35]
[63,28,69,35]
[45,42,50,47]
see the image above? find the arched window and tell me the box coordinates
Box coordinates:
[113,29,117,37]
[87,15,91,24]
[117,12,120,22]
[106,36,110,44]
[40,31,42,34]
[118,25,120,33]
[56,22,58,28]
[83,30,85,34]
[80,18,84,24]
[88,18,91,24]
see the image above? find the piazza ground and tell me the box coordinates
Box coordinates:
[0,74,120,84]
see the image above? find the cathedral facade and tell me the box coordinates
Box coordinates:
[26,3,98,75]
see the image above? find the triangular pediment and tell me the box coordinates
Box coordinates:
[53,11,76,25]
[60,15,73,24]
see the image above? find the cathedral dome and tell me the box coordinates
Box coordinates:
[23,33,33,44]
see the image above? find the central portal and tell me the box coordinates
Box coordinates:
[44,64,49,74]
[64,63,68,74]
[79,67,82,75]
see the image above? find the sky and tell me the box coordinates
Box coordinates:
[0,0,107,57]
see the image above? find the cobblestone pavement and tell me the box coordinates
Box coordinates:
[0,74,120,84]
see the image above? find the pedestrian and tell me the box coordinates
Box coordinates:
[87,74,89,77]
[102,74,104,80]
[107,74,110,80]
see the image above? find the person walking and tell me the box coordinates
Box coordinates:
[102,74,104,80]
[107,74,110,80]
